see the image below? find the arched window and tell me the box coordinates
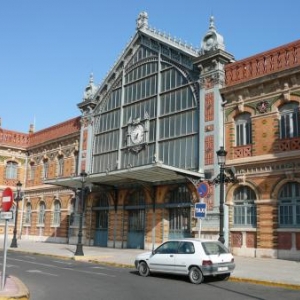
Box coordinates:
[52,200,61,226]
[5,161,18,179]
[24,202,32,225]
[233,186,257,226]
[235,113,252,146]
[279,102,300,139]
[278,182,300,227]
[38,202,46,225]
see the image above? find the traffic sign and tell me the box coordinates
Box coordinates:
[0,211,13,220]
[195,203,207,219]
[197,182,209,198]
[1,188,13,212]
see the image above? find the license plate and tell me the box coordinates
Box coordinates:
[218,267,228,271]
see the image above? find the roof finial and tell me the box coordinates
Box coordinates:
[209,15,215,30]
[136,11,148,30]
[90,72,94,83]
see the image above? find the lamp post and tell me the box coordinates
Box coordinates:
[10,181,23,248]
[75,171,87,256]
[209,146,236,244]
[216,147,227,244]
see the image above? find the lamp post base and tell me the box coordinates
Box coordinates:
[10,237,18,248]
[218,236,225,244]
[74,244,84,256]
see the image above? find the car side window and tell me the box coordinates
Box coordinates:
[178,242,195,254]
[155,241,179,254]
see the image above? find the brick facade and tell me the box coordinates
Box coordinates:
[222,39,300,260]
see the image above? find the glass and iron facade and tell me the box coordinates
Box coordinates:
[93,44,199,173]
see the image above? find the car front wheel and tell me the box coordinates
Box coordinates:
[188,267,203,284]
[138,261,150,277]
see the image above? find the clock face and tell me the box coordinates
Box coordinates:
[130,124,144,144]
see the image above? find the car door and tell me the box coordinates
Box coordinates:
[174,241,195,274]
[148,241,179,273]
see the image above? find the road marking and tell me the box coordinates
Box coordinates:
[27,269,58,276]
[52,260,73,265]
[7,257,116,277]
[0,263,20,268]
[91,266,109,270]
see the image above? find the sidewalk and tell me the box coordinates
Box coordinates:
[2,239,300,290]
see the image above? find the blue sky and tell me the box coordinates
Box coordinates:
[1,0,299,133]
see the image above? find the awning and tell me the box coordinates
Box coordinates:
[44,162,203,190]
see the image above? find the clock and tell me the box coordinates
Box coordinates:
[130,124,145,144]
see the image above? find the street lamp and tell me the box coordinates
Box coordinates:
[10,181,23,248]
[209,147,236,244]
[216,147,227,244]
[75,171,88,256]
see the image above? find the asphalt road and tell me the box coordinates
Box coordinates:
[1,252,299,300]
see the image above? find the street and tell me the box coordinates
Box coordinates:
[1,252,299,300]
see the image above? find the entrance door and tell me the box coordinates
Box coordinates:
[127,209,145,249]
[94,210,108,247]
[168,185,192,239]
[169,207,191,239]
[93,193,109,247]
[126,189,146,249]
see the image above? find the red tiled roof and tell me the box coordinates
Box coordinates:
[225,40,300,86]
[29,117,81,147]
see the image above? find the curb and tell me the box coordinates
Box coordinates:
[0,276,30,300]
[229,276,300,291]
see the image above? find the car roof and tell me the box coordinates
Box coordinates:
[166,238,219,243]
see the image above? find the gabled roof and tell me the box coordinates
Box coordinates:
[78,12,202,114]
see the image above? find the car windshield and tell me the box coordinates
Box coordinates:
[202,242,229,255]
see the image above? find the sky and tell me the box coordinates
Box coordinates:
[0,0,299,133]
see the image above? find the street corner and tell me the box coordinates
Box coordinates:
[0,275,30,300]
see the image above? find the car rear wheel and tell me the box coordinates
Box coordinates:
[188,267,203,284]
[138,261,150,277]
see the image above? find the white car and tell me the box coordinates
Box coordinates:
[134,239,235,284]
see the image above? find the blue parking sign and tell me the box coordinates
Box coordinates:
[195,203,206,219]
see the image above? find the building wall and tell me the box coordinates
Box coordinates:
[0,117,81,243]
[222,39,300,260]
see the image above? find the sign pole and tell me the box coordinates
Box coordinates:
[1,186,14,290]
[196,183,209,240]
[198,197,202,239]
[1,220,9,290]
[198,218,202,240]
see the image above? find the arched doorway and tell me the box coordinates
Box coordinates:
[93,193,109,247]
[167,185,192,239]
[126,190,145,249]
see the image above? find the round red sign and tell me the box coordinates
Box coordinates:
[197,182,209,198]
[2,187,13,212]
